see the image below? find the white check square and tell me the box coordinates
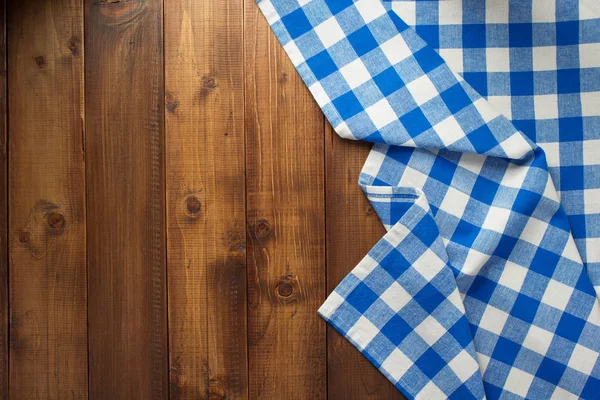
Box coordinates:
[568,344,599,375]
[532,0,556,22]
[390,2,416,25]
[415,249,445,281]
[539,142,560,167]
[498,261,529,292]
[485,0,509,23]
[584,189,600,214]
[439,0,463,24]
[482,206,512,233]
[486,48,510,72]
[463,249,491,276]
[439,187,470,218]
[406,75,438,106]
[314,17,346,49]
[399,166,430,189]
[381,35,412,66]
[438,48,464,73]
[504,368,534,398]
[380,282,412,312]
[541,279,574,311]
[533,46,557,71]
[381,349,413,382]
[500,133,532,159]
[522,325,554,356]
[479,305,509,336]
[348,316,380,350]
[419,382,446,399]
[340,58,372,89]
[487,96,512,120]
[534,94,559,119]
[520,217,549,246]
[434,115,464,146]
[354,0,386,24]
[448,349,479,382]
[581,92,600,117]
[580,43,600,68]
[585,238,600,263]
[415,316,447,346]
[583,139,600,165]
[366,99,397,129]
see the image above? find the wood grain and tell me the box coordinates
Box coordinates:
[7,0,87,398]
[164,1,248,399]
[245,5,327,399]
[0,2,412,397]
[0,1,6,397]
[85,0,167,398]
[325,125,406,399]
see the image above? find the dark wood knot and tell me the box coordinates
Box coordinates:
[165,92,179,113]
[185,195,202,217]
[200,75,218,97]
[35,56,45,68]
[277,282,293,297]
[46,212,66,232]
[68,37,81,57]
[275,274,301,303]
[18,231,31,244]
[255,219,271,238]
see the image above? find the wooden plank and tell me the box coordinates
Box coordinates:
[85,0,167,398]
[164,1,247,399]
[245,4,327,399]
[325,125,406,399]
[0,1,6,397]
[7,0,87,398]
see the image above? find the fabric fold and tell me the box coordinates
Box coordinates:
[319,187,486,399]
[257,0,600,398]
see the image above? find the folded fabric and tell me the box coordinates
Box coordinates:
[257,0,600,398]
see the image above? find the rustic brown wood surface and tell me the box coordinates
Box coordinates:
[245,3,327,399]
[0,1,6,398]
[0,1,405,399]
[7,0,88,398]
[165,0,248,398]
[85,0,167,398]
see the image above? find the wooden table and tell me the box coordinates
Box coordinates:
[0,1,405,398]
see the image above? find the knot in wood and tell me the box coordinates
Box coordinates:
[277,282,293,297]
[46,212,66,232]
[185,195,202,217]
[202,75,217,89]
[18,231,31,244]
[275,274,301,303]
[68,37,81,57]
[35,56,45,68]
[255,219,271,238]
[165,92,179,112]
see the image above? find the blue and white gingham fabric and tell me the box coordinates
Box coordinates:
[257,0,600,398]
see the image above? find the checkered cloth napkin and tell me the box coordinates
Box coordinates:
[257,0,600,398]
